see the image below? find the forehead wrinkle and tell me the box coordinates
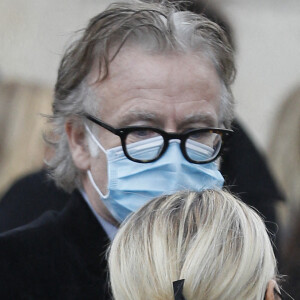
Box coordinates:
[118,109,164,127]
[181,112,218,128]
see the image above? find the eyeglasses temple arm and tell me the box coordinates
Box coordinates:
[85,113,119,135]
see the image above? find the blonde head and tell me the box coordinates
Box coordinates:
[108,189,277,300]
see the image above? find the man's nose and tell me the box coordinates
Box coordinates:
[165,140,184,160]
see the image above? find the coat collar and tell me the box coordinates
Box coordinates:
[57,189,110,274]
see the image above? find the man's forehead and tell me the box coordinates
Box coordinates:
[90,49,221,103]
[88,46,221,127]
[89,46,218,85]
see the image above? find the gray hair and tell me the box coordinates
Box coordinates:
[46,0,236,192]
[108,189,278,300]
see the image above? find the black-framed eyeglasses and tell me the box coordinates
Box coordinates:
[85,113,233,164]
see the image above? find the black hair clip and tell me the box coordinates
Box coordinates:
[173,279,186,300]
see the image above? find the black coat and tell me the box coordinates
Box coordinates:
[0,190,111,299]
[0,170,68,233]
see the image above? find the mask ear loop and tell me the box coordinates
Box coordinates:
[87,170,109,199]
[85,124,110,199]
[85,123,107,154]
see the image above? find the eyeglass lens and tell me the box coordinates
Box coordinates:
[125,133,164,161]
[186,131,221,162]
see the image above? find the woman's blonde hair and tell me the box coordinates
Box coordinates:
[108,189,277,300]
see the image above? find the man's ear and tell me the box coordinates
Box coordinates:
[265,280,280,300]
[65,120,91,171]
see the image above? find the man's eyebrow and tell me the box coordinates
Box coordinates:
[117,111,163,128]
[180,114,218,128]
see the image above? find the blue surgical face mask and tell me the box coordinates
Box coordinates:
[86,125,224,223]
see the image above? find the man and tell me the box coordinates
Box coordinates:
[0,1,235,298]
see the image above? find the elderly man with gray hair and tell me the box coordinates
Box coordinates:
[0,0,235,298]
